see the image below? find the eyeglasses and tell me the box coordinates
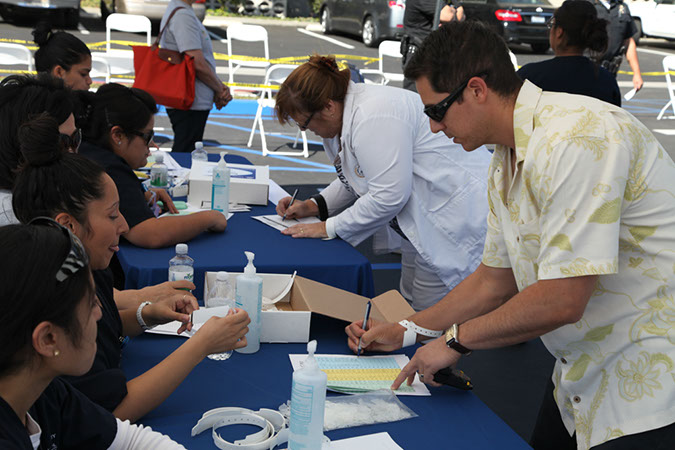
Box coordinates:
[423,72,488,123]
[298,111,315,131]
[546,17,556,29]
[28,217,89,282]
[129,129,155,146]
[60,128,82,152]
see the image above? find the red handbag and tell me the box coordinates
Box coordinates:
[132,7,195,110]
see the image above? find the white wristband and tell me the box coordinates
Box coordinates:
[136,301,155,331]
[401,326,417,348]
[398,320,443,338]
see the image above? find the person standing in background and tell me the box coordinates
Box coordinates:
[159,0,232,153]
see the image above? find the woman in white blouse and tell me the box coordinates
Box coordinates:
[275,55,491,310]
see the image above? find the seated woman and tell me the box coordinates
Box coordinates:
[517,0,621,106]
[275,55,490,311]
[32,21,92,91]
[78,83,227,248]
[12,114,250,422]
[0,74,78,226]
[0,222,185,448]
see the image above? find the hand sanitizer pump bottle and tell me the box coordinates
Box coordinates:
[289,340,327,449]
[211,151,230,217]
[235,251,262,354]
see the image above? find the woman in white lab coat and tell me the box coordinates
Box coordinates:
[275,55,491,311]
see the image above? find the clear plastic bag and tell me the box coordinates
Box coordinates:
[279,389,418,432]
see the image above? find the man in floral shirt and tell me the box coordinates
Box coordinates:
[346,20,675,449]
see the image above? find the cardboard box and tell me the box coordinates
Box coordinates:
[188,160,269,206]
[204,272,415,343]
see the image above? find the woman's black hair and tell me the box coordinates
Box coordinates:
[554,0,609,54]
[83,83,158,151]
[32,21,91,73]
[12,113,107,226]
[0,223,93,377]
[0,74,74,190]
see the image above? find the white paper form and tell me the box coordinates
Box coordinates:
[327,432,403,449]
[146,305,230,337]
[288,354,430,396]
[268,180,290,205]
[253,214,321,232]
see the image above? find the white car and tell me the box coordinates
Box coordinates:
[101,0,206,22]
[0,0,80,27]
[626,0,675,42]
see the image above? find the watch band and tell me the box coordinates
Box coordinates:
[136,301,155,331]
[445,323,472,355]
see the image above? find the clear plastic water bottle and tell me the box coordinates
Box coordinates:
[191,141,208,165]
[206,271,235,361]
[168,244,194,287]
[150,152,169,188]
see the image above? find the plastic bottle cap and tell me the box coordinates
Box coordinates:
[244,251,256,275]
[154,152,164,163]
[302,340,319,371]
[307,340,317,355]
[218,151,228,167]
[195,141,203,149]
[216,271,229,281]
[176,243,188,255]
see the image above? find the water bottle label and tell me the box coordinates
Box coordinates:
[151,171,168,187]
[169,270,193,283]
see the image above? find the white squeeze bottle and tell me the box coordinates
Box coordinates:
[191,141,208,164]
[211,151,230,217]
[289,340,327,450]
[168,243,194,286]
[206,271,235,361]
[234,251,262,354]
[150,152,168,188]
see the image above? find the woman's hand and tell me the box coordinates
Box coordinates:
[149,188,179,214]
[202,210,228,232]
[193,308,250,356]
[276,198,319,220]
[282,221,327,239]
[142,296,199,333]
[140,280,197,305]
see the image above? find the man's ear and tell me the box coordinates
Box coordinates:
[467,76,489,104]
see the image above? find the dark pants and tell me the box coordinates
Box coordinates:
[402,43,419,92]
[531,377,675,449]
[166,108,210,153]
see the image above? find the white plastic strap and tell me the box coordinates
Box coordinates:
[398,320,443,338]
[192,407,288,450]
[401,326,417,348]
[136,301,155,331]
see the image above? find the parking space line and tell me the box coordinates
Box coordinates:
[78,23,90,35]
[638,48,675,57]
[207,29,227,44]
[653,129,675,135]
[297,28,355,50]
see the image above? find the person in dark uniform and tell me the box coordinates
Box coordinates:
[401,0,464,91]
[590,0,643,92]
[0,222,185,449]
[518,0,621,107]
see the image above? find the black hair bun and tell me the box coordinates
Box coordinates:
[19,112,63,167]
[32,21,54,47]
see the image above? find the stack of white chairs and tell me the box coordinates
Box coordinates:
[227,23,271,97]
[0,43,34,73]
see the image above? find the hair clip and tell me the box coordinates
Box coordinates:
[319,56,338,72]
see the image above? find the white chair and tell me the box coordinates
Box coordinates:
[247,64,309,158]
[105,13,152,53]
[90,54,111,84]
[657,55,675,120]
[378,40,404,84]
[0,43,34,72]
[227,23,271,96]
[360,69,387,85]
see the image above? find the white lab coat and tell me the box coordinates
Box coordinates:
[322,82,491,291]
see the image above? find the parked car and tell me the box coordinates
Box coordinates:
[0,0,80,28]
[100,0,206,22]
[462,0,555,53]
[626,0,675,43]
[320,0,406,47]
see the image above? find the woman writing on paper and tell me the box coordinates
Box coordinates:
[0,222,185,448]
[12,114,250,422]
[274,55,490,311]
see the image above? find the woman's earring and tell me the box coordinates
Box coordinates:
[118,141,122,145]
[54,350,60,357]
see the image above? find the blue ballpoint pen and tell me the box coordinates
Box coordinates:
[283,188,299,221]
[357,301,372,357]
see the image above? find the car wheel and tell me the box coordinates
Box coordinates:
[63,8,80,28]
[320,6,332,34]
[633,18,642,45]
[362,16,378,47]
[530,43,549,54]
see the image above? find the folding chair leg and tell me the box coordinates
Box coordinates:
[248,103,263,147]
[301,131,309,158]
[259,115,269,156]
[657,100,673,120]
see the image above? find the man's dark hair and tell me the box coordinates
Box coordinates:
[404,21,522,99]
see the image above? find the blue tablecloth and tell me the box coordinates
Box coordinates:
[125,315,530,449]
[116,153,374,300]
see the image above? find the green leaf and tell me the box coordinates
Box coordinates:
[650,353,674,371]
[642,268,664,281]
[629,226,657,243]
[549,234,573,252]
[565,353,592,382]
[583,324,614,342]
[588,198,621,224]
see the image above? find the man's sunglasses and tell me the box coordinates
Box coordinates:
[60,128,82,152]
[28,216,88,282]
[129,129,155,146]
[423,72,488,123]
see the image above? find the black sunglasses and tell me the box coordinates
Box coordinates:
[129,129,154,146]
[60,128,82,152]
[28,217,89,282]
[298,111,315,131]
[423,72,488,123]
[546,17,556,29]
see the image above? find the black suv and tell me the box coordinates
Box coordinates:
[462,0,555,53]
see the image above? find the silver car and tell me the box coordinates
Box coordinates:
[101,0,206,22]
[0,0,80,27]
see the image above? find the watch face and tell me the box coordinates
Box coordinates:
[445,328,456,345]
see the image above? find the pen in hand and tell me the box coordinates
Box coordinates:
[283,188,299,221]
[357,301,372,357]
